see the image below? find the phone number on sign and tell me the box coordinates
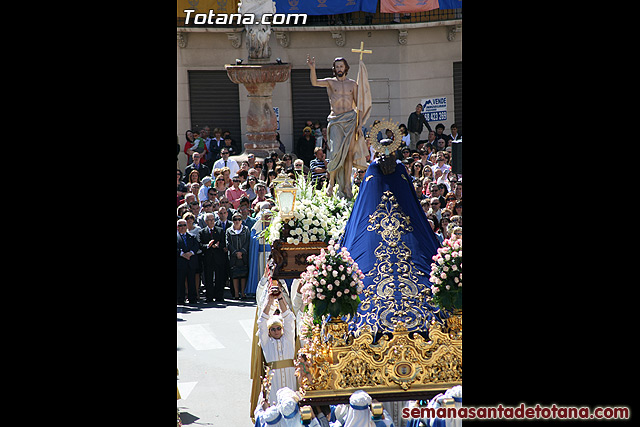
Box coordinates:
[424,111,447,121]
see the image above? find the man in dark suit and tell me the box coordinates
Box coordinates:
[199,213,227,302]
[177,219,200,304]
[215,206,233,298]
[183,152,211,183]
[215,206,233,236]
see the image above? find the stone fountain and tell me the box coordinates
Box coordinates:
[225,0,291,158]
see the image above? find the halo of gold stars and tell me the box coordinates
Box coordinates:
[367,119,403,155]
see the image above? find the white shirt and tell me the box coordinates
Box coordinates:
[436,175,451,193]
[198,184,211,202]
[431,162,451,180]
[213,157,240,177]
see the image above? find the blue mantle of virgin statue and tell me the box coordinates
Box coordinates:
[340,159,444,336]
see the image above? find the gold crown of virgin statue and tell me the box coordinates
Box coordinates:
[367,119,403,155]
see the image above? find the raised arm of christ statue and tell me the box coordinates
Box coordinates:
[306,54,357,116]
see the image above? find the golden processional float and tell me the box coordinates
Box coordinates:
[252,125,462,417]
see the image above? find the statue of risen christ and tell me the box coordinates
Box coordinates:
[306,54,363,199]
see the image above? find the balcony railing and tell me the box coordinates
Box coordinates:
[177,8,461,28]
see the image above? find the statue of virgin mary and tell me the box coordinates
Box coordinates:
[340,145,445,339]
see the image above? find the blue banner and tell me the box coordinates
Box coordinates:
[275,0,378,16]
[438,0,462,9]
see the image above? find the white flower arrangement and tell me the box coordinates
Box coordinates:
[266,174,354,245]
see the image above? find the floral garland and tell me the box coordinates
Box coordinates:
[298,239,365,328]
[429,237,462,311]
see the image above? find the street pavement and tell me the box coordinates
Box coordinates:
[177,291,259,426]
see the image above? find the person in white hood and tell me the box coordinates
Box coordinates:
[342,390,375,427]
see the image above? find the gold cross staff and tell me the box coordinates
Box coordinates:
[351,41,372,61]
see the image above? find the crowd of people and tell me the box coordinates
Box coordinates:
[176,105,462,305]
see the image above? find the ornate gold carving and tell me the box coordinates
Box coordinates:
[299,325,333,392]
[325,318,350,347]
[445,309,462,340]
[300,319,461,399]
